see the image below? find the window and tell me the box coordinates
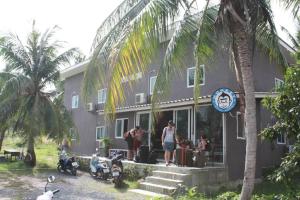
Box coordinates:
[115,118,128,138]
[275,78,284,91]
[96,126,106,140]
[237,112,245,139]
[98,88,107,104]
[277,133,286,144]
[187,65,205,88]
[71,95,79,109]
[70,128,77,140]
[149,76,157,95]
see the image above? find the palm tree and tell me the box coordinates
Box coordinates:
[0,23,78,167]
[83,1,287,199]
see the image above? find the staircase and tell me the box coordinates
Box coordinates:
[132,167,192,197]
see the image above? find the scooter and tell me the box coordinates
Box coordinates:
[57,150,79,176]
[110,151,124,187]
[89,155,110,180]
[36,175,60,200]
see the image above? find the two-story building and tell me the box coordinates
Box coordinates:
[61,37,294,181]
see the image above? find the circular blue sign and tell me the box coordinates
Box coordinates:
[211,88,237,113]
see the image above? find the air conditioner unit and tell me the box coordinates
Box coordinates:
[86,102,94,111]
[135,93,146,104]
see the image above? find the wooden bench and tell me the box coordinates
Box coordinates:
[4,149,21,161]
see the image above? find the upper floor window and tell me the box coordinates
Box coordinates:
[71,95,79,109]
[98,88,107,104]
[187,65,205,88]
[150,76,157,95]
[115,118,128,138]
[96,126,106,140]
[275,78,284,91]
[277,133,286,144]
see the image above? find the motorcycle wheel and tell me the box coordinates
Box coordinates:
[57,164,64,173]
[71,168,77,176]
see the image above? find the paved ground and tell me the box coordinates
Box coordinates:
[0,170,148,200]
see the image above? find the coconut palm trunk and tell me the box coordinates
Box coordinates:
[232,23,257,200]
[0,128,6,151]
[26,134,36,167]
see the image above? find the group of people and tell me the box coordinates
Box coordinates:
[162,120,209,166]
[124,120,209,166]
[123,126,144,160]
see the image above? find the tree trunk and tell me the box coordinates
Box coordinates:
[0,128,6,151]
[25,135,36,167]
[232,24,257,200]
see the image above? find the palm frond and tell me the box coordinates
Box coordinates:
[281,0,300,18]
[281,26,299,48]
[255,0,288,68]
[84,0,185,115]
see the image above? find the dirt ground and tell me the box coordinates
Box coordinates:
[0,170,148,200]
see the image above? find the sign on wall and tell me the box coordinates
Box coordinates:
[211,88,237,113]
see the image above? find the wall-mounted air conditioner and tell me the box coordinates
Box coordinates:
[86,102,94,111]
[135,93,146,104]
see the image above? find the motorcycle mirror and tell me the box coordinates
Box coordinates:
[47,175,55,183]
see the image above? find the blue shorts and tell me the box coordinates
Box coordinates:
[163,142,174,152]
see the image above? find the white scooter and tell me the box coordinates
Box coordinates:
[36,176,60,200]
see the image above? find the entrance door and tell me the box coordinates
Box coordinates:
[175,109,191,140]
[136,112,151,148]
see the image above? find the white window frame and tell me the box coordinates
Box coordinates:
[277,133,286,145]
[187,65,205,88]
[98,88,107,104]
[115,118,128,139]
[275,78,284,91]
[149,76,157,95]
[96,126,106,141]
[71,95,79,109]
[236,112,246,140]
[70,128,76,141]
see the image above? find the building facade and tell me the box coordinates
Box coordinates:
[61,40,293,181]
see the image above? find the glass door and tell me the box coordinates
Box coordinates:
[175,108,191,140]
[136,112,151,148]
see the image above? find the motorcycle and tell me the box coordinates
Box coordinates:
[110,151,124,187]
[36,175,60,200]
[57,150,79,176]
[89,154,110,180]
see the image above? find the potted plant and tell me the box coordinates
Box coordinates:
[102,137,112,157]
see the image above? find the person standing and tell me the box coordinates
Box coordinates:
[124,129,135,160]
[161,120,176,166]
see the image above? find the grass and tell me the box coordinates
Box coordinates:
[0,136,58,171]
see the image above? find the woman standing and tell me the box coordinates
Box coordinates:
[161,120,176,166]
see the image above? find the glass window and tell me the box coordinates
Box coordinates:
[71,95,79,109]
[275,78,284,91]
[277,133,286,144]
[176,109,189,140]
[98,88,107,104]
[70,128,76,140]
[237,112,245,139]
[187,65,205,88]
[150,76,157,95]
[115,118,128,138]
[195,105,223,163]
[96,126,106,140]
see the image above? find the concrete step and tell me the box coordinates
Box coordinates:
[152,170,190,181]
[145,176,183,187]
[139,182,176,195]
[129,189,168,198]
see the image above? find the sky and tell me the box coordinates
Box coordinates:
[0,0,297,71]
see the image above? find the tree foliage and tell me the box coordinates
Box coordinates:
[261,67,300,195]
[0,23,78,166]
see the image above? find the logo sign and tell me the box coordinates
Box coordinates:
[211,88,237,113]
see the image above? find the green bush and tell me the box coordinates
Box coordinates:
[142,166,153,179]
[123,165,140,181]
[216,191,239,200]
